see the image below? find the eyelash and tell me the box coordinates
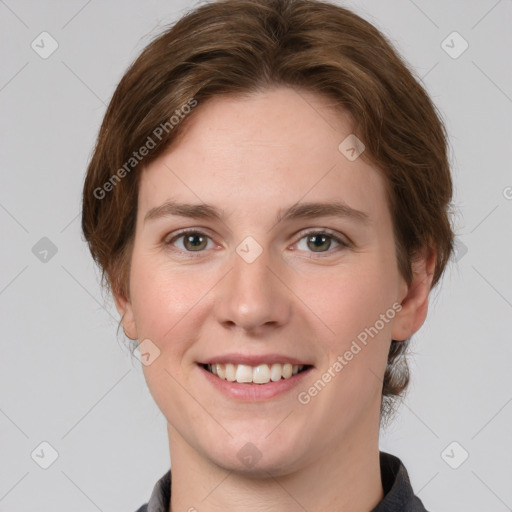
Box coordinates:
[163,228,350,258]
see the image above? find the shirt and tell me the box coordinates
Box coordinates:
[135,451,429,512]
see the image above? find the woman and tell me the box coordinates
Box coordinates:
[82,0,454,510]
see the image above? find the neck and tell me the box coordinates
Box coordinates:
[167,418,384,512]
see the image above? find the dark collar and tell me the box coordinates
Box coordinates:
[136,451,428,512]
[371,452,429,511]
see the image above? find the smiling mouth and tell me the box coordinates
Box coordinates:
[200,362,312,385]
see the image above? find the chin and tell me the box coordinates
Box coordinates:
[205,434,307,478]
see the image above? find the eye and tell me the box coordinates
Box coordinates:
[163,228,349,257]
[165,229,215,254]
[294,229,348,256]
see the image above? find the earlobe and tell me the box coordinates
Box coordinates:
[391,247,436,342]
[113,291,138,340]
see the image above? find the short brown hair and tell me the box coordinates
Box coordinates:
[82,0,454,418]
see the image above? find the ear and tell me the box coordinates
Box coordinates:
[113,289,138,340]
[392,247,436,342]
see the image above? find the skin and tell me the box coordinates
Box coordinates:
[115,86,435,512]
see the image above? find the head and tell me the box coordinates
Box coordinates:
[82,0,453,473]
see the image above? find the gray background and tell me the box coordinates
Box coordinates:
[1,0,511,510]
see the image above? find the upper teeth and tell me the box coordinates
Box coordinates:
[207,363,305,384]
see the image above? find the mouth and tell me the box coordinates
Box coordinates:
[198,362,313,385]
[196,361,314,401]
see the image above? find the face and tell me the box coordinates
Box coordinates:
[116,87,430,476]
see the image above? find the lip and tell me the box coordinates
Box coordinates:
[198,353,313,366]
[196,363,314,401]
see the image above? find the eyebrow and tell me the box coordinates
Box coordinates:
[144,199,369,227]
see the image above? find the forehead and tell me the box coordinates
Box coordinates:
[138,87,387,222]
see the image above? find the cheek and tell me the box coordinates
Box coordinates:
[291,269,395,445]
[128,256,203,408]
[313,262,397,340]
[308,262,397,405]
[128,251,200,344]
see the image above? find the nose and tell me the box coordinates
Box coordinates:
[214,243,291,334]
